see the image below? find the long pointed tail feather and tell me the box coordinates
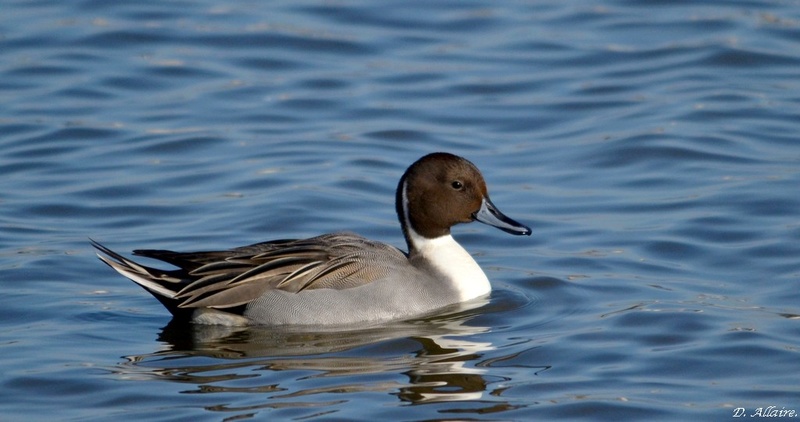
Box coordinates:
[91,239,192,316]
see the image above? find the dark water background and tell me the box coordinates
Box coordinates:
[2,0,799,420]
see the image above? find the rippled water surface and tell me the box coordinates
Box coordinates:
[2,0,799,420]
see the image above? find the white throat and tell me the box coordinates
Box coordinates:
[401,182,491,300]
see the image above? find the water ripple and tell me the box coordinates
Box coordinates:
[1,0,799,420]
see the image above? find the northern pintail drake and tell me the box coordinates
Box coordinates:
[93,152,531,326]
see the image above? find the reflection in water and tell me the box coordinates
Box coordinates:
[113,302,511,416]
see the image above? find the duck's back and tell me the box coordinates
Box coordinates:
[237,233,469,325]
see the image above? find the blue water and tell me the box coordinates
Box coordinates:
[2,0,799,420]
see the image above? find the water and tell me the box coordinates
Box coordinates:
[2,0,799,420]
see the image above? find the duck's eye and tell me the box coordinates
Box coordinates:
[451,180,464,190]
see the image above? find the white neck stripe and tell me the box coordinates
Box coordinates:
[401,180,420,249]
[401,181,490,300]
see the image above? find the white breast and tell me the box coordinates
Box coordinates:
[407,231,491,301]
[400,181,492,301]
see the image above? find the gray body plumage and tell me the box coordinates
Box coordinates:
[93,152,531,326]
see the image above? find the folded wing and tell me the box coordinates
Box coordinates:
[93,233,407,313]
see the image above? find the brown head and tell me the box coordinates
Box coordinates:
[396,152,531,250]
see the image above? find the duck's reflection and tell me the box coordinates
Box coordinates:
[115,301,499,409]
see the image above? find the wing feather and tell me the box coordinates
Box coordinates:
[97,233,408,310]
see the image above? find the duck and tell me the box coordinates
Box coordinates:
[93,152,531,326]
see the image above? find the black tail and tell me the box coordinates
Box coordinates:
[91,239,193,319]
